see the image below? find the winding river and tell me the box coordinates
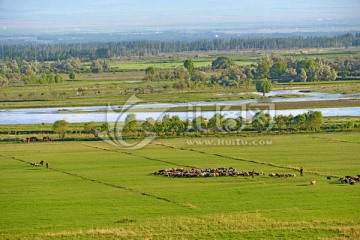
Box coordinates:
[0,89,359,124]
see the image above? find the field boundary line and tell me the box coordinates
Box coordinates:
[311,136,360,144]
[4,153,198,212]
[150,142,341,178]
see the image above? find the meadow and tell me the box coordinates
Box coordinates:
[0,132,359,239]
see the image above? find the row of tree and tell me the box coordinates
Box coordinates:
[53,111,324,138]
[1,33,359,61]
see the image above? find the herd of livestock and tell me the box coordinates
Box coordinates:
[153,167,284,178]
[153,167,359,186]
[336,175,360,185]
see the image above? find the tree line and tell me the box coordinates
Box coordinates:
[53,111,328,138]
[1,33,359,61]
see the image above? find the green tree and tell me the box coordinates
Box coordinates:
[69,71,76,80]
[124,113,137,133]
[292,113,307,131]
[145,66,156,75]
[251,111,272,132]
[192,71,208,86]
[223,118,238,132]
[91,59,104,73]
[299,68,307,82]
[256,78,272,97]
[95,48,111,58]
[296,59,317,71]
[142,117,156,133]
[211,57,235,69]
[170,115,184,135]
[84,122,99,137]
[192,116,207,132]
[274,115,290,132]
[54,74,63,83]
[270,61,287,79]
[184,59,195,74]
[256,60,270,79]
[346,121,354,131]
[208,113,225,133]
[53,120,70,138]
[252,111,272,132]
[306,111,323,131]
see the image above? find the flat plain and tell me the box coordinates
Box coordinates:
[0,132,359,239]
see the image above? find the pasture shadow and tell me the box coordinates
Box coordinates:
[115,217,136,224]
[297,184,309,187]
[27,168,42,171]
[329,182,350,186]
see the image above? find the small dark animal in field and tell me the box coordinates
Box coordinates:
[327,176,331,180]
[338,178,348,184]
[310,180,316,185]
[30,162,39,167]
[349,179,356,185]
[43,136,51,141]
[39,160,44,166]
[46,163,51,169]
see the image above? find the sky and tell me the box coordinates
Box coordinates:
[1,0,360,33]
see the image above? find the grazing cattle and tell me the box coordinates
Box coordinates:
[43,136,51,141]
[30,137,38,142]
[310,180,316,185]
[153,167,265,179]
[327,176,331,180]
[30,162,38,167]
[46,163,51,169]
[338,175,360,184]
[39,160,44,166]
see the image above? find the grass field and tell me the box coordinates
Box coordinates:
[0,132,359,239]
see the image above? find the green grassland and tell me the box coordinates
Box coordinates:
[0,132,359,239]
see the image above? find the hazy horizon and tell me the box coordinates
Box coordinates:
[1,0,360,34]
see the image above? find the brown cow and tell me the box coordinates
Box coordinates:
[46,163,51,169]
[43,136,51,141]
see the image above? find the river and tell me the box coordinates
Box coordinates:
[0,89,359,124]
